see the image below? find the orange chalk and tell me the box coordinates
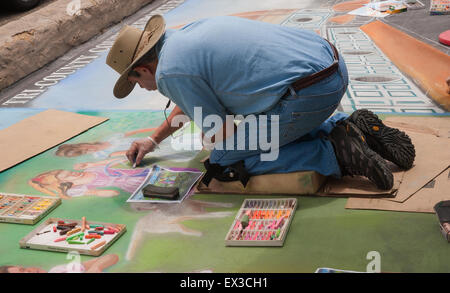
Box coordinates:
[90,240,106,251]
[85,234,101,239]
[81,217,86,232]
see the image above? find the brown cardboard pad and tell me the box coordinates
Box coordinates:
[345,116,450,213]
[0,109,108,172]
[386,131,449,202]
[345,168,450,213]
[196,170,326,195]
[318,164,403,197]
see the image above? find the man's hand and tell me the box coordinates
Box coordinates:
[126,137,158,167]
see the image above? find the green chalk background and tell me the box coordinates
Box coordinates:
[0,111,448,273]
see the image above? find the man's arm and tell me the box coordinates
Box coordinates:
[126,105,186,166]
[151,105,186,144]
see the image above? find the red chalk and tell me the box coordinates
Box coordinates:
[95,227,104,231]
[103,230,115,235]
[106,226,119,233]
[53,226,57,233]
[57,220,65,225]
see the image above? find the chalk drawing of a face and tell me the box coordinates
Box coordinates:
[126,199,233,261]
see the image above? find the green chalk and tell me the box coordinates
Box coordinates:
[241,214,249,229]
[66,232,84,241]
[276,228,281,238]
[88,224,104,228]
[87,238,95,244]
[67,241,85,245]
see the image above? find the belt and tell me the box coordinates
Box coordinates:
[283,39,340,97]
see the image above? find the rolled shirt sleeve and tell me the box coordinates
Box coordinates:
[157,74,228,135]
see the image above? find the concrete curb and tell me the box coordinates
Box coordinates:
[0,0,154,91]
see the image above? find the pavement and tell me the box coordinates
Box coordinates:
[0,0,449,274]
[0,0,155,91]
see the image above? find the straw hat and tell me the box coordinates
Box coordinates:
[106,15,165,98]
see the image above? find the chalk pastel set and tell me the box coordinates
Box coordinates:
[0,193,61,224]
[20,217,126,256]
[225,198,297,247]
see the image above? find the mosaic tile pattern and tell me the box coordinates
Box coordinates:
[327,27,445,113]
[280,9,333,36]
[280,8,445,114]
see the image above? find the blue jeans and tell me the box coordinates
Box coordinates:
[210,54,349,178]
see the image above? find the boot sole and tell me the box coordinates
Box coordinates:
[349,109,415,170]
[346,122,394,190]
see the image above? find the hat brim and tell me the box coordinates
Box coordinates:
[113,15,165,99]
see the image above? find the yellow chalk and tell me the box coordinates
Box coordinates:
[66,227,81,236]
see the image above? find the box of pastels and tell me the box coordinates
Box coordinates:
[225,198,297,247]
[0,192,61,225]
[20,217,126,256]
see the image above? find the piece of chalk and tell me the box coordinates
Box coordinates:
[57,220,66,225]
[106,226,118,232]
[66,232,84,241]
[37,230,51,235]
[241,214,249,229]
[85,234,101,239]
[95,227,104,231]
[58,222,77,227]
[88,230,104,235]
[59,228,71,235]
[103,230,115,235]
[81,217,86,232]
[68,241,85,245]
[87,238,95,244]
[276,228,281,238]
[90,240,106,251]
[54,237,67,242]
[66,227,81,236]
[53,226,57,233]
[132,162,136,169]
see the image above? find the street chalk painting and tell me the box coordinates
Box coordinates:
[1,0,449,273]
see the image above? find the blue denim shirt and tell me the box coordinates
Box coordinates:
[155,16,336,132]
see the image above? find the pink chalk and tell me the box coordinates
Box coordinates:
[54,236,67,242]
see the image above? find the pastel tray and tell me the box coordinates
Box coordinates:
[225,198,297,247]
[0,192,61,225]
[20,218,126,256]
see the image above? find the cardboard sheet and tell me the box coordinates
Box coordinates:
[345,116,450,213]
[0,109,108,172]
[345,168,450,213]
[323,117,449,200]
[389,131,450,202]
